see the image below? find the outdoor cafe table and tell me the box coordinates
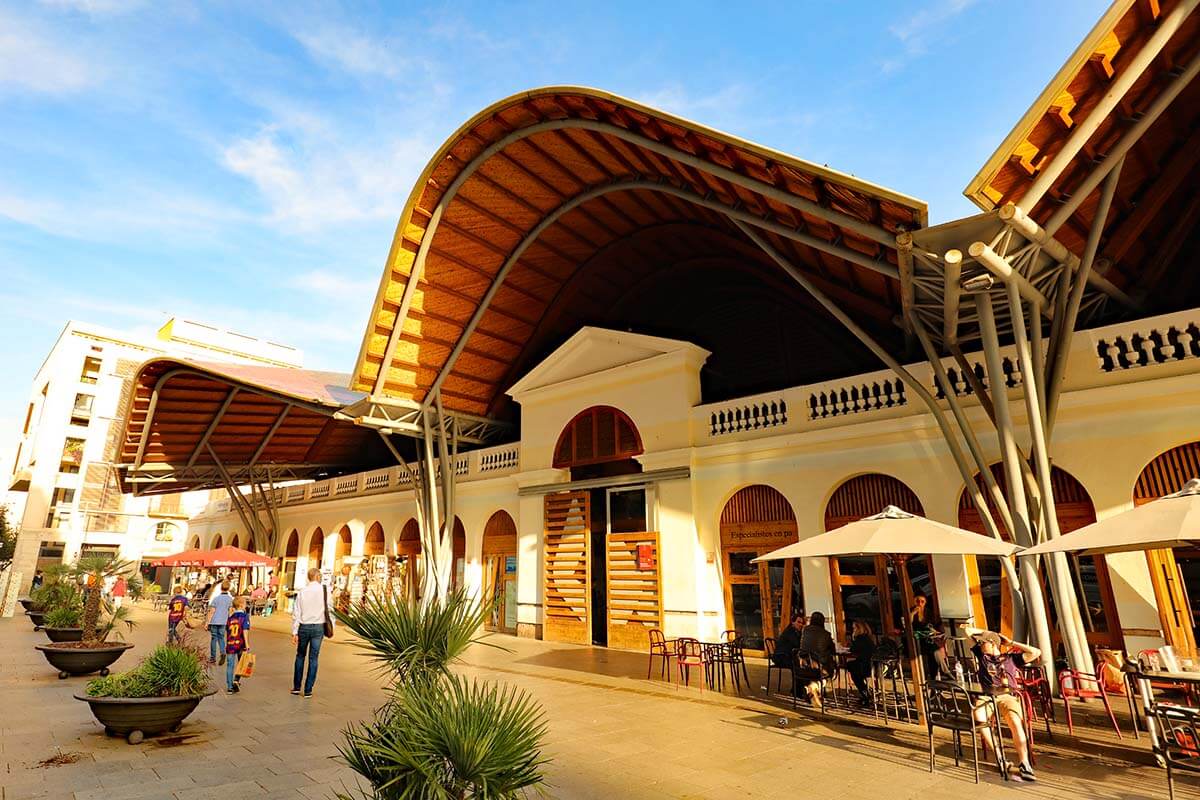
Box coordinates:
[1132,668,1200,761]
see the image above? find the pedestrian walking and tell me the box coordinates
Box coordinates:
[225,596,251,695]
[30,570,44,590]
[206,579,233,665]
[111,575,127,609]
[167,584,189,644]
[291,568,333,698]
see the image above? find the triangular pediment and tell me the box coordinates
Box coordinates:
[507,327,710,398]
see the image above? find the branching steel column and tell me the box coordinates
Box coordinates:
[1007,285,1093,673]
[976,293,1057,679]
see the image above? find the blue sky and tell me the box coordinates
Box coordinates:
[0,0,1106,440]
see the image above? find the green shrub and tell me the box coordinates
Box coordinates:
[44,606,83,628]
[29,579,80,613]
[86,643,209,698]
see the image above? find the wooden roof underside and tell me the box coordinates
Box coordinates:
[966,0,1200,308]
[352,87,927,417]
[118,359,391,495]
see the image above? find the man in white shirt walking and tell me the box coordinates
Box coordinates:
[291,568,332,698]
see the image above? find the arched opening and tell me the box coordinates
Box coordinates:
[187,534,201,550]
[451,517,466,592]
[544,404,651,648]
[244,533,256,553]
[282,529,299,591]
[230,532,241,550]
[719,485,800,653]
[958,464,1120,650]
[1136,442,1200,655]
[483,510,518,634]
[307,527,323,569]
[332,525,355,609]
[362,522,387,602]
[212,534,223,549]
[394,518,421,601]
[824,474,927,643]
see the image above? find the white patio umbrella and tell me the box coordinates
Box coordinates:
[1021,478,1200,556]
[753,505,1020,724]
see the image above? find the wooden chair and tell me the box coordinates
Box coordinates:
[647,628,674,682]
[764,637,791,697]
[675,638,708,689]
[1153,704,1200,800]
[1059,665,1123,739]
[924,680,1008,784]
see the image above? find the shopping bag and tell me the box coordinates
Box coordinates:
[234,652,256,678]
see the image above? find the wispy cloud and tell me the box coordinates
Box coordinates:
[37,0,144,16]
[882,0,976,73]
[292,25,405,79]
[0,8,103,93]
[288,269,377,300]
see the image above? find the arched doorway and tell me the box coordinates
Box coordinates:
[482,510,518,633]
[212,534,223,549]
[187,534,200,550]
[230,532,240,549]
[719,485,800,653]
[307,527,323,570]
[543,405,657,648]
[958,464,1121,650]
[825,474,927,643]
[282,529,299,591]
[451,517,466,592]
[362,522,386,601]
[332,525,355,608]
[1136,442,1200,655]
[395,518,421,601]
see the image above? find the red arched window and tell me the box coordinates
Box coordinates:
[553,406,643,468]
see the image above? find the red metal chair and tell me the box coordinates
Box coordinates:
[675,637,708,689]
[647,628,674,682]
[1059,665,1123,739]
[1016,663,1054,737]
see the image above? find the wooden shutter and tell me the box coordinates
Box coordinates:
[543,491,590,644]
[607,531,662,650]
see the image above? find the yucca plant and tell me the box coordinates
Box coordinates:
[87,641,209,698]
[29,564,79,612]
[73,556,135,644]
[333,590,548,799]
[44,605,84,628]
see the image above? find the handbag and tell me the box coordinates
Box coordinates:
[234,652,256,678]
[322,584,335,639]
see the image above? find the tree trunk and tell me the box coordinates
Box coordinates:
[82,581,103,643]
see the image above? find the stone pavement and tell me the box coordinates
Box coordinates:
[0,603,1188,799]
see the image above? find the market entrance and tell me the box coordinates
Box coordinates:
[483,510,518,634]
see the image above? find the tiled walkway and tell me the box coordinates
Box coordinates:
[0,604,1187,799]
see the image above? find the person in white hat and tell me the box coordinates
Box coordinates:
[964,626,1040,782]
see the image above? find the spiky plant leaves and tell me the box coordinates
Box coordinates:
[336,673,548,800]
[44,605,83,628]
[86,642,209,698]
[333,589,499,686]
[72,556,134,642]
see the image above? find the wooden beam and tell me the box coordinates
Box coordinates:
[1102,128,1200,262]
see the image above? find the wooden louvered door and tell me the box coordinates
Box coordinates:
[606,532,662,650]
[543,492,591,645]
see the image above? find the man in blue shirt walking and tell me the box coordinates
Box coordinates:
[206,579,233,664]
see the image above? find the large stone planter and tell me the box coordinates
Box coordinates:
[74,691,216,744]
[18,598,34,612]
[44,627,98,643]
[25,610,46,630]
[35,643,133,679]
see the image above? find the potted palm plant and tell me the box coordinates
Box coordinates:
[35,556,136,678]
[75,639,214,744]
[24,564,76,629]
[333,589,548,798]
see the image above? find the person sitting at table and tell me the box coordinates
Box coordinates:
[249,585,268,601]
[845,620,876,705]
[966,627,1040,783]
[796,612,836,708]
[772,611,806,669]
[911,593,950,679]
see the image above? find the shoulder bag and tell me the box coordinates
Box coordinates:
[322,584,335,639]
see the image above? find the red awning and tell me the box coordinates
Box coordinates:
[152,546,276,569]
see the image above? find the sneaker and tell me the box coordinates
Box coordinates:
[232,683,240,694]
[226,689,235,695]
[219,653,226,665]
[1016,763,1036,782]
[302,692,313,699]
[290,689,301,696]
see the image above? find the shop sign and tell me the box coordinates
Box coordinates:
[637,544,655,570]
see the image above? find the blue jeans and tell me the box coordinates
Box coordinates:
[167,620,181,644]
[226,648,244,690]
[293,623,324,694]
[208,624,226,662]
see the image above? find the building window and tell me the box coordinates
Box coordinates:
[80,356,102,385]
[44,487,76,528]
[154,522,178,542]
[37,542,65,560]
[70,393,94,426]
[23,402,34,434]
[59,437,85,473]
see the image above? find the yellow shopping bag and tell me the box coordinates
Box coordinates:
[234,652,256,678]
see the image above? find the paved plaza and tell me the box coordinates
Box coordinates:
[0,604,1188,799]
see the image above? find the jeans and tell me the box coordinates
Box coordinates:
[226,648,244,690]
[167,620,181,644]
[294,623,324,694]
[208,624,226,662]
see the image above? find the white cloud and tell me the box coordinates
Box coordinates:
[37,0,144,15]
[289,269,377,300]
[292,25,404,79]
[0,9,101,93]
[883,0,976,73]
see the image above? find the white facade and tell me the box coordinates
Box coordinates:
[183,310,1200,655]
[5,318,302,598]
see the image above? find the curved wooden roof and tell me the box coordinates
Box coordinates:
[118,359,391,495]
[352,86,927,417]
[965,0,1200,304]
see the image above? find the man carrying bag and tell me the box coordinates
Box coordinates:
[291,568,334,698]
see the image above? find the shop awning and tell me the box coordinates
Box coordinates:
[151,545,278,568]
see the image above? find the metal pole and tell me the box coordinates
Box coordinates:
[895,555,928,726]
[420,410,444,603]
[1006,284,1094,673]
[975,292,1058,681]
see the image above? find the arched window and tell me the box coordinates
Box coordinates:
[719,485,799,652]
[553,406,643,468]
[482,510,518,633]
[825,474,927,642]
[284,529,299,558]
[307,527,323,565]
[364,522,385,556]
[212,534,223,549]
[154,522,179,543]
